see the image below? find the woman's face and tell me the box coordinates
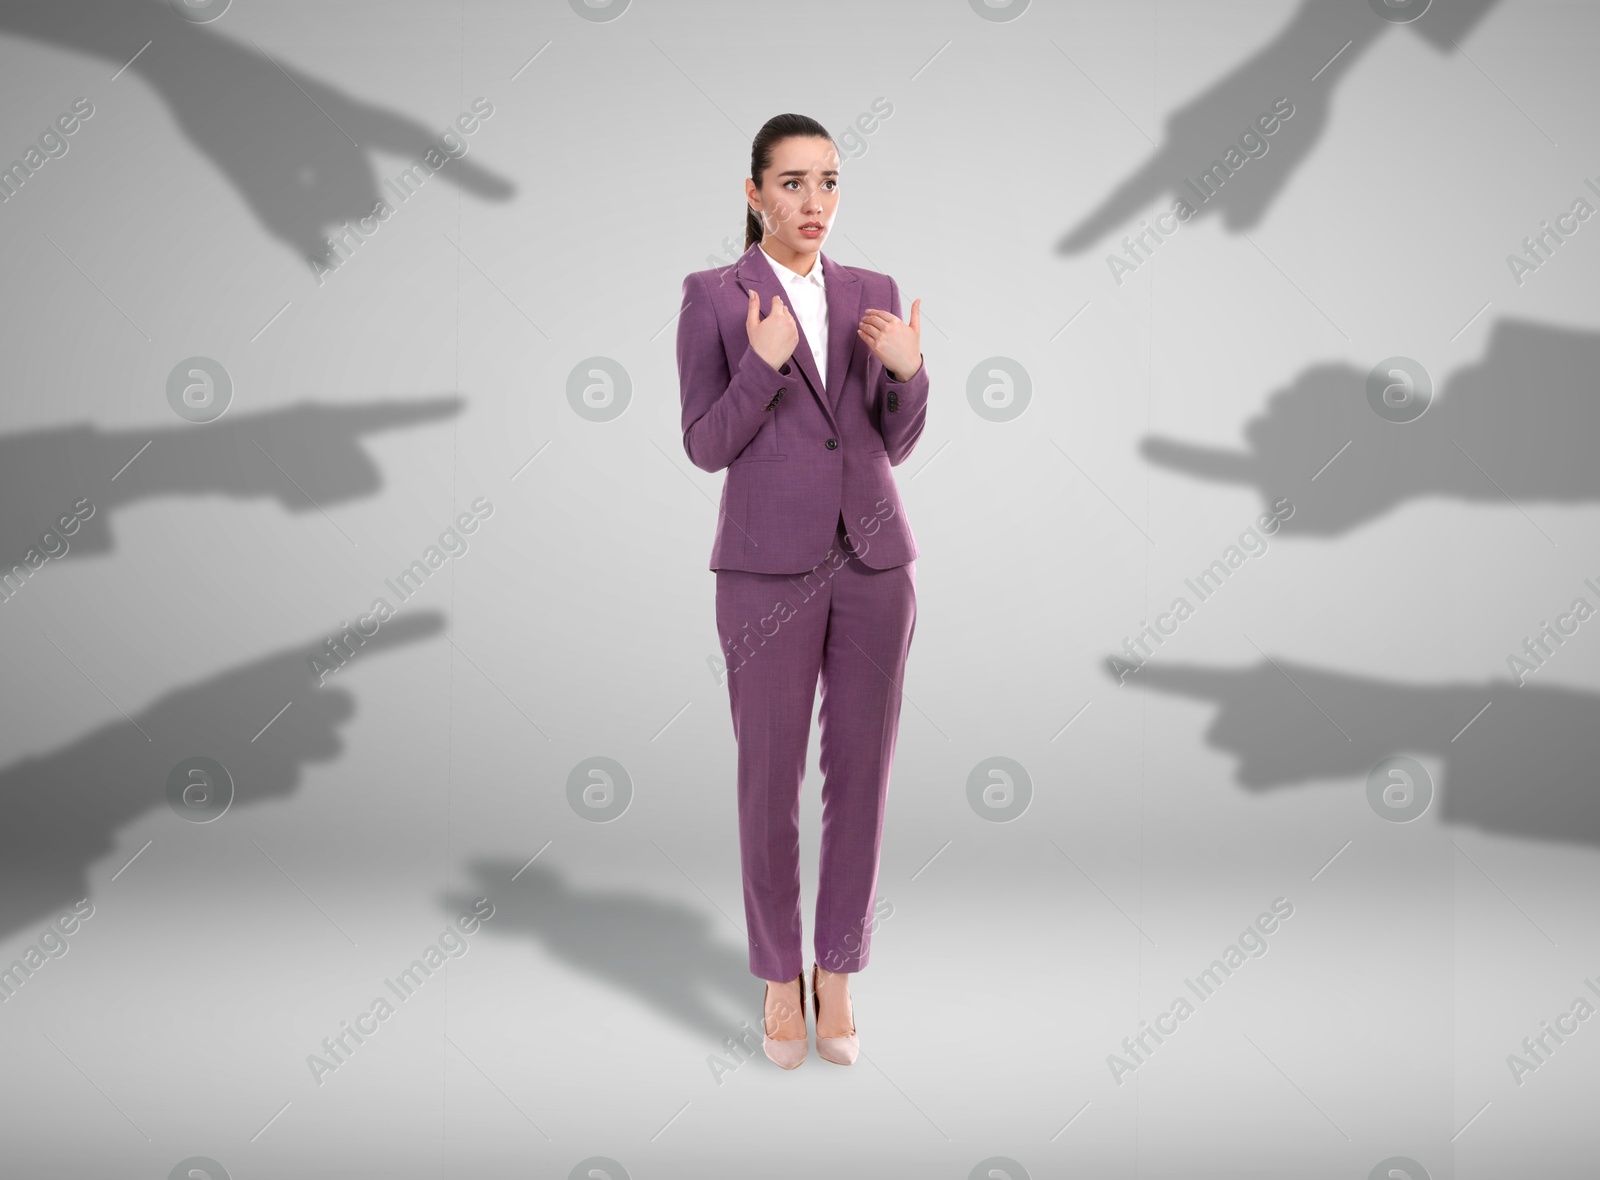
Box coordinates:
[747,135,839,257]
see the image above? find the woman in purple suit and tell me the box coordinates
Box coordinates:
[676,113,929,1070]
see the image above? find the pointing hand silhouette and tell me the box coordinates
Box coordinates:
[1056,0,1502,255]
[0,0,515,267]
[1142,319,1600,537]
[1118,655,1600,849]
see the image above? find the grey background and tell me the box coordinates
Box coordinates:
[1,0,1595,1176]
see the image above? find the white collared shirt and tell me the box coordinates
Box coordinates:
[758,243,829,392]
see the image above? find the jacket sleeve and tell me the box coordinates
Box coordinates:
[876,274,928,467]
[677,270,792,473]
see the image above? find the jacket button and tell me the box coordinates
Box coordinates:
[825,438,838,450]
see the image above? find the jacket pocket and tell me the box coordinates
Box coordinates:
[730,453,788,464]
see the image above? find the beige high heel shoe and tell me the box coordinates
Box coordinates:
[762,972,808,1069]
[811,963,859,1066]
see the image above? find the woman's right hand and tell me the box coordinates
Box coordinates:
[746,290,798,372]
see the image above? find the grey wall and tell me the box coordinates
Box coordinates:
[1,0,1594,1177]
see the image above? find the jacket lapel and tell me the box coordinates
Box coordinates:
[821,251,862,409]
[734,244,858,429]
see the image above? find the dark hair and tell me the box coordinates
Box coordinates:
[746,113,835,249]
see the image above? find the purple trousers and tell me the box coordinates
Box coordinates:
[715,515,917,982]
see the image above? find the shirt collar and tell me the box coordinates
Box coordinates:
[758,243,825,289]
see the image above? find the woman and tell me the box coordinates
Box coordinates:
[675,113,928,1069]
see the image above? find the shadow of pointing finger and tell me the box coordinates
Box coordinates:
[0,395,462,583]
[1057,0,1501,255]
[0,610,445,948]
[1116,656,1600,849]
[1141,319,1600,537]
[1,1,516,269]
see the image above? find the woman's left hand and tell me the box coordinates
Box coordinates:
[858,298,922,383]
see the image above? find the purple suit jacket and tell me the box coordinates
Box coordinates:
[676,242,929,573]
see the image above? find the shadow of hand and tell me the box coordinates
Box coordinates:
[0,611,446,943]
[1118,656,1600,848]
[1140,320,1600,536]
[0,0,515,268]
